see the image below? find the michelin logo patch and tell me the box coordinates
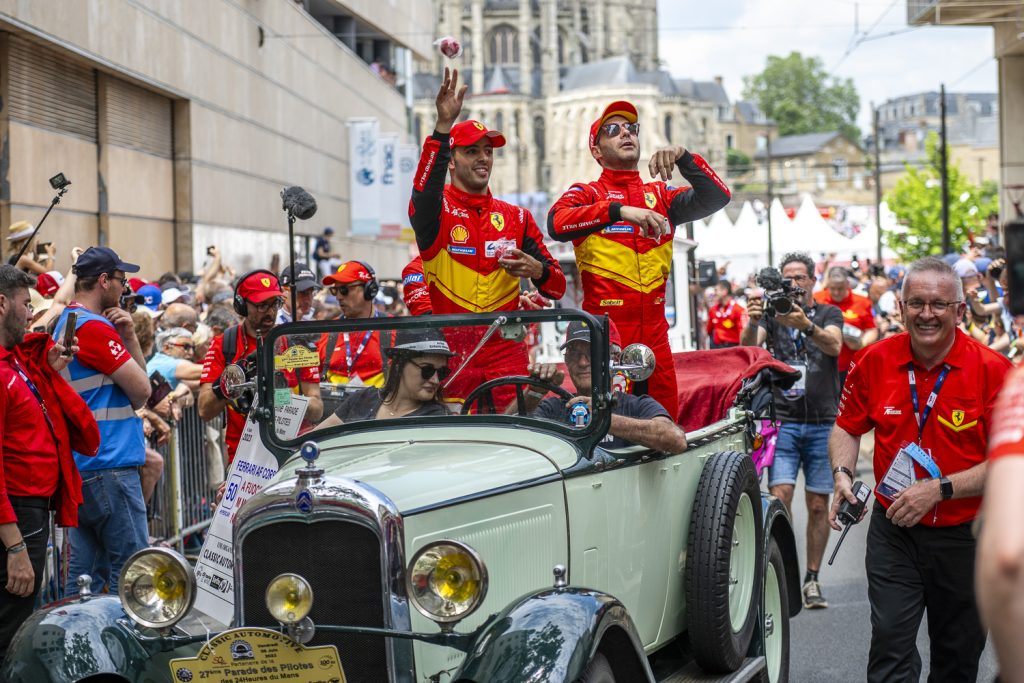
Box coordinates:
[603,223,634,234]
[448,246,477,255]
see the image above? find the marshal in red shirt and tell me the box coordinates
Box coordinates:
[706,299,745,345]
[814,288,876,372]
[836,329,1011,526]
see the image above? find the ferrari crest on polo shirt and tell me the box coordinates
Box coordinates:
[938,408,977,432]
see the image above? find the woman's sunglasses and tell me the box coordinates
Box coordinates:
[410,360,451,381]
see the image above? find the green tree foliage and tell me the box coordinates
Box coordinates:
[727,148,752,177]
[743,52,861,142]
[885,132,999,260]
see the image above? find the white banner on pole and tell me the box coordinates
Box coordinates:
[349,119,381,236]
[379,133,402,239]
[398,143,418,242]
[193,395,309,626]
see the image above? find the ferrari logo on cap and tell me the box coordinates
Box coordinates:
[473,121,484,130]
[490,213,505,232]
[450,225,470,244]
[260,277,271,287]
[644,192,656,209]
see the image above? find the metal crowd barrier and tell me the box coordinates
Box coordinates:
[148,407,225,553]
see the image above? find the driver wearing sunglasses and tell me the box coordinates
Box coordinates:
[547,99,731,423]
[315,328,454,428]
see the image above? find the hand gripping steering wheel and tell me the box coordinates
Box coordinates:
[460,376,574,415]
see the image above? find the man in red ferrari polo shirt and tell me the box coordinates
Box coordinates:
[706,280,744,348]
[829,256,1011,682]
[199,271,322,462]
[548,99,731,421]
[318,260,388,387]
[813,266,877,380]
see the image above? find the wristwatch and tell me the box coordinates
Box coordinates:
[939,476,954,501]
[804,322,815,337]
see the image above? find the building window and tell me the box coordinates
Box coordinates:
[725,133,734,149]
[832,158,848,181]
[488,25,519,64]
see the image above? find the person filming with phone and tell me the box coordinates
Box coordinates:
[52,246,153,596]
[0,265,99,669]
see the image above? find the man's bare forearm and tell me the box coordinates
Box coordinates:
[610,415,687,453]
[828,426,860,474]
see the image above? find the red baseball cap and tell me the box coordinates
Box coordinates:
[236,271,283,303]
[128,277,147,292]
[323,260,374,286]
[589,100,639,148]
[35,272,61,298]
[449,120,506,149]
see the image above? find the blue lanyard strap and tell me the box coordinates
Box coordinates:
[908,362,951,443]
[342,311,381,376]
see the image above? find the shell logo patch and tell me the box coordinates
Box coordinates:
[260,277,271,287]
[450,225,470,244]
[644,192,656,209]
[937,408,978,432]
[490,212,505,232]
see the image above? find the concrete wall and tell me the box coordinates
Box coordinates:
[0,0,419,277]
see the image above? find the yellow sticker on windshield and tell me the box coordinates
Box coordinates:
[169,628,345,683]
[274,345,321,370]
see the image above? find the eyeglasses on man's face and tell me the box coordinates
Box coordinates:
[600,122,640,139]
[903,299,961,314]
[409,360,451,381]
[172,341,196,351]
[330,284,365,297]
[106,273,128,287]
[249,297,284,313]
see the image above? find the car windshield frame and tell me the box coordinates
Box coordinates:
[255,309,613,462]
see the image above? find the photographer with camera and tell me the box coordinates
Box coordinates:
[740,252,842,609]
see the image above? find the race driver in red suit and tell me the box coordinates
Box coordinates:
[548,101,731,421]
[409,68,566,408]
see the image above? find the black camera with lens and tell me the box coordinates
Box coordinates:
[756,266,806,317]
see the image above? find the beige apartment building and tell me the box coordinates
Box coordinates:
[908,0,1024,222]
[0,0,431,277]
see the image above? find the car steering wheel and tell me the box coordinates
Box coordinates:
[460,376,574,415]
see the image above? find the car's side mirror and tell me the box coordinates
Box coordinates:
[220,363,256,398]
[612,343,656,382]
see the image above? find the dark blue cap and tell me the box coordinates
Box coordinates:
[72,246,140,278]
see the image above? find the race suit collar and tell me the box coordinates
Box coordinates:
[598,167,643,187]
[446,183,493,211]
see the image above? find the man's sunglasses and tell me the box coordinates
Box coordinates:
[410,360,451,381]
[600,122,640,139]
[330,284,364,297]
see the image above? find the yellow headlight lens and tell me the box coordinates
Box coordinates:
[119,548,195,629]
[265,573,314,624]
[407,541,488,624]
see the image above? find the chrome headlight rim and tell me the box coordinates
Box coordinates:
[264,572,315,624]
[405,539,489,625]
[118,547,196,630]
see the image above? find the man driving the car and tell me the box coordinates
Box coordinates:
[531,320,687,453]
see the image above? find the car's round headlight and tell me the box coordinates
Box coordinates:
[406,540,488,624]
[119,547,196,629]
[265,573,313,624]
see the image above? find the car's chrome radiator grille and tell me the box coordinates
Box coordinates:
[239,520,389,682]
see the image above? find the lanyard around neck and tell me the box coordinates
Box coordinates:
[908,363,951,443]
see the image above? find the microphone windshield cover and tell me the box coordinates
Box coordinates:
[281,186,318,220]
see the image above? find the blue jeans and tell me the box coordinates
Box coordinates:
[767,422,834,494]
[65,467,149,595]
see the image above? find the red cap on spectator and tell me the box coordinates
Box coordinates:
[129,277,147,292]
[323,260,374,286]
[449,120,506,149]
[589,100,638,148]
[35,272,60,298]
[236,271,283,303]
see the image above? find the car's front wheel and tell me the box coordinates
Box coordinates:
[578,652,615,683]
[685,450,764,673]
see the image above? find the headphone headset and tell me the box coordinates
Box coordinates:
[233,269,280,316]
[354,260,379,301]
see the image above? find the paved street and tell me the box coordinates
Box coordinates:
[784,434,998,682]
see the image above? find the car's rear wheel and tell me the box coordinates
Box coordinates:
[685,450,764,673]
[578,652,614,683]
[760,538,790,682]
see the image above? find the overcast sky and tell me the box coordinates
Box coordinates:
[656,0,998,131]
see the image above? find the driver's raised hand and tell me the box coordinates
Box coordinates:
[435,67,467,134]
[528,362,564,388]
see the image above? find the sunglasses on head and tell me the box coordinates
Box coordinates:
[410,360,451,381]
[600,122,640,139]
[330,283,364,297]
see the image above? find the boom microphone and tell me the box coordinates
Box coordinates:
[281,186,317,220]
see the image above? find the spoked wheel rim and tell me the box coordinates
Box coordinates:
[729,492,756,632]
[763,557,783,681]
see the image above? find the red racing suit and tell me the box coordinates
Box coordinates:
[548,153,730,421]
[409,131,566,407]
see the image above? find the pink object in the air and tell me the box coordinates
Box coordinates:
[435,36,463,59]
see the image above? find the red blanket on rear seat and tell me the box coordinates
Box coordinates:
[673,347,796,433]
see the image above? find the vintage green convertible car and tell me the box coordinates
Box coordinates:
[2,310,800,683]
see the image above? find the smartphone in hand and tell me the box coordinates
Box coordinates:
[61,311,77,357]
